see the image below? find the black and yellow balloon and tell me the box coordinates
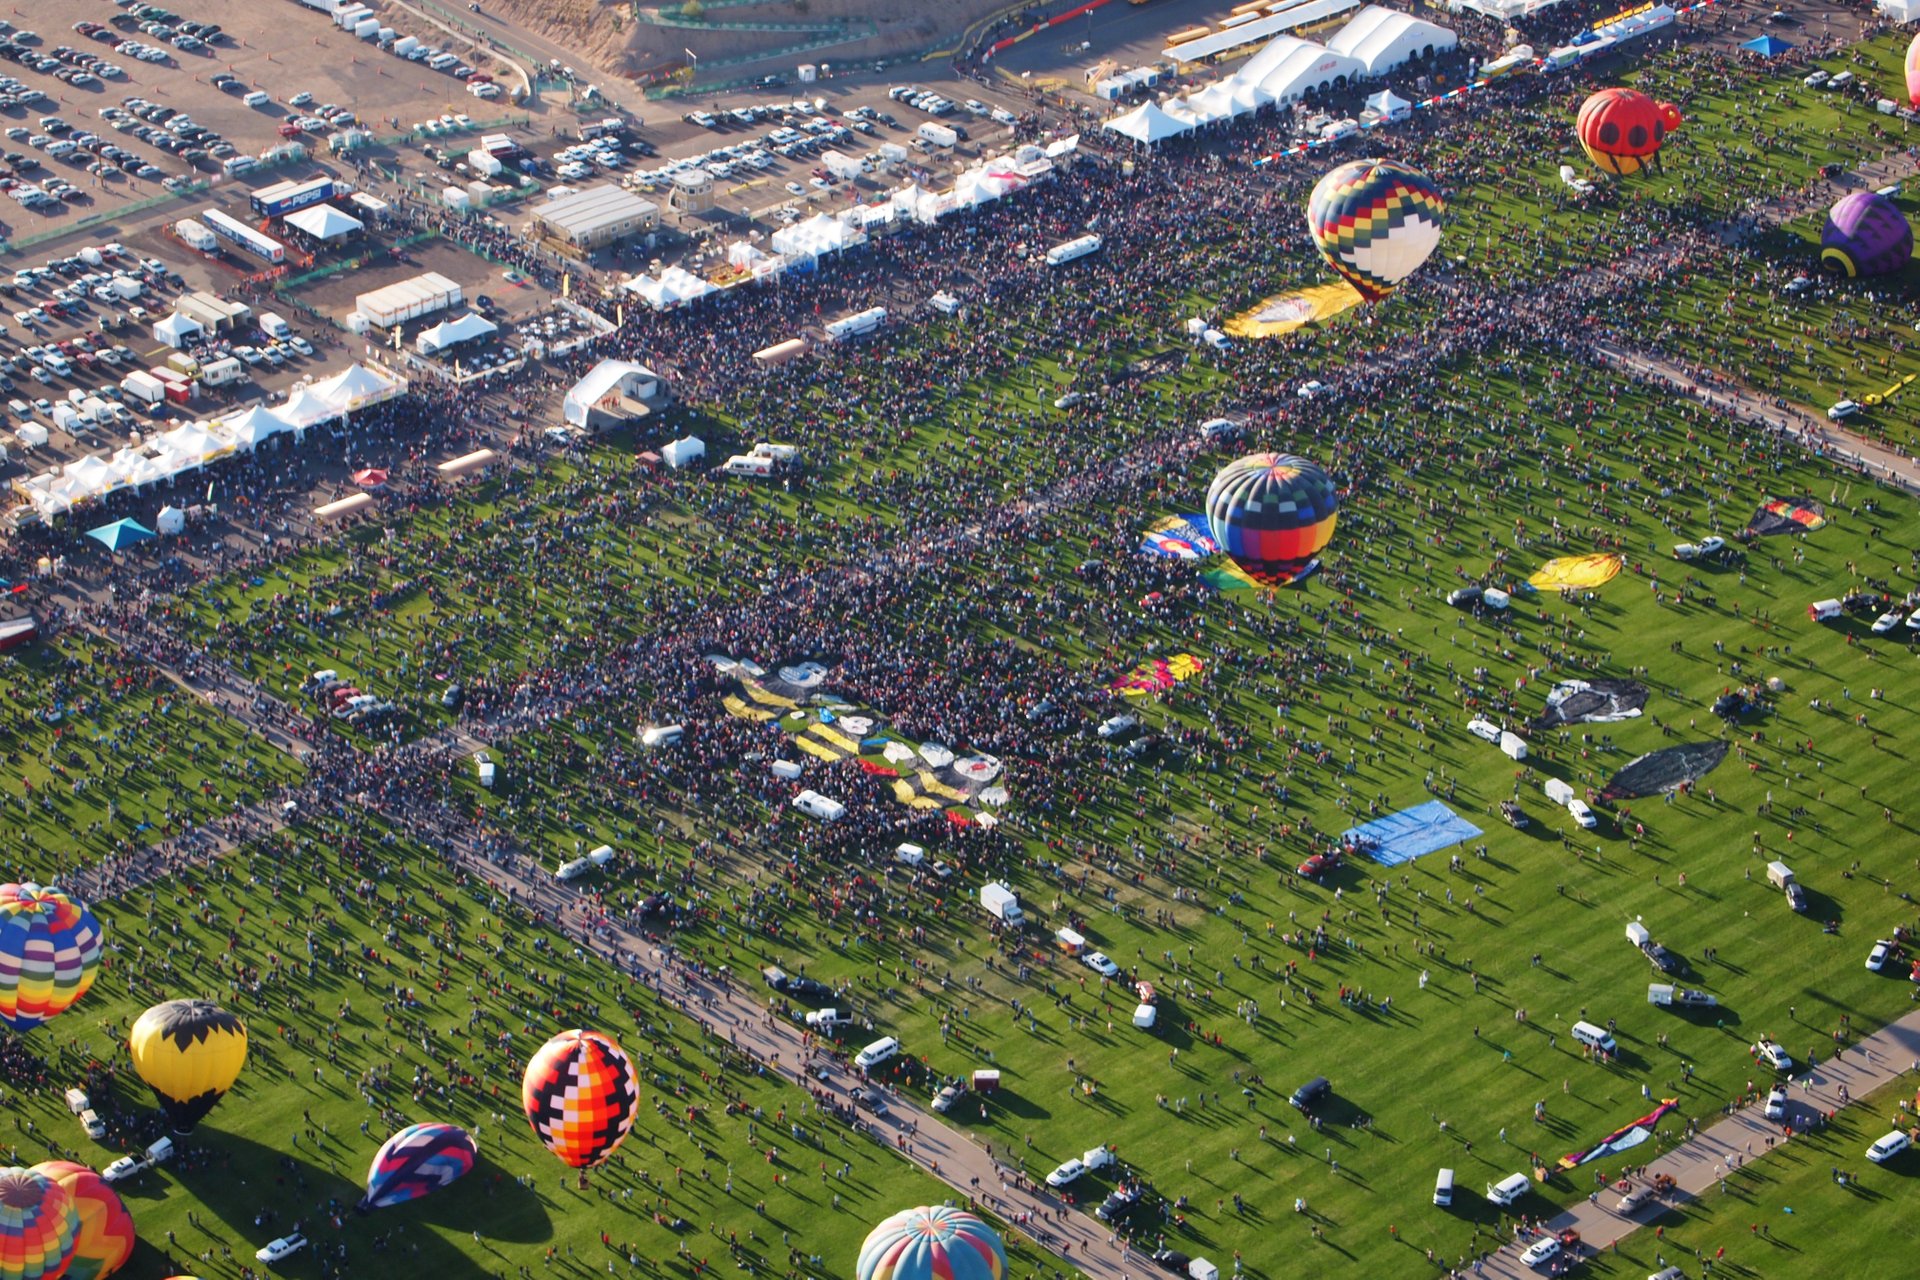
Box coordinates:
[128,1000,248,1135]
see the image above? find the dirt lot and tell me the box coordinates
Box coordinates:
[3,0,540,247]
[280,231,527,329]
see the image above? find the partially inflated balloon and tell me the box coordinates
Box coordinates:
[858,1206,1005,1280]
[28,1166,130,1280]
[0,885,103,1034]
[1305,159,1444,302]
[1576,88,1681,177]
[1907,31,1920,108]
[0,1167,78,1280]
[1205,454,1340,587]
[128,1000,248,1135]
[521,1031,639,1169]
[1821,191,1913,278]
[359,1123,478,1212]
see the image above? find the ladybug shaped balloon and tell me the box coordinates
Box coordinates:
[1576,88,1682,177]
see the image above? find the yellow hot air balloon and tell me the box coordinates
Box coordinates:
[128,1000,248,1135]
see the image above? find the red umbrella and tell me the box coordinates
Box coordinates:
[353,469,389,489]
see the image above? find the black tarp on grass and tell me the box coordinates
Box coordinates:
[1601,741,1730,801]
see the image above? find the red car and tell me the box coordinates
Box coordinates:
[1297,851,1343,879]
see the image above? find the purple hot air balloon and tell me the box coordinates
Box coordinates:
[357,1123,477,1212]
[1820,192,1913,278]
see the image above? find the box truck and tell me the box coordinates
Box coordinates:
[981,881,1023,926]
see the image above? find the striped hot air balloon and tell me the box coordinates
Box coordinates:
[128,1000,248,1135]
[1205,454,1340,588]
[359,1124,478,1212]
[521,1031,640,1169]
[0,1167,79,1280]
[0,885,103,1034]
[1305,159,1445,302]
[857,1206,1004,1280]
[28,1165,131,1280]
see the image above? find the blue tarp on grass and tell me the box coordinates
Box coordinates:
[1341,800,1483,867]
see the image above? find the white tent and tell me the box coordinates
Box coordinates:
[311,363,403,411]
[219,404,295,450]
[1363,88,1413,121]
[1878,0,1920,19]
[1237,37,1364,104]
[155,423,217,469]
[278,385,343,430]
[1327,6,1457,75]
[1102,100,1196,145]
[1185,81,1261,122]
[769,212,867,261]
[415,312,499,353]
[283,203,365,240]
[661,436,706,470]
[620,266,718,311]
[155,505,186,536]
[153,312,204,349]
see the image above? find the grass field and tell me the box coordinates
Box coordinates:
[19,817,974,1280]
[8,21,1920,1280]
[0,630,303,873]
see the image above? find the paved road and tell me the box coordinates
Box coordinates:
[1472,1011,1920,1278]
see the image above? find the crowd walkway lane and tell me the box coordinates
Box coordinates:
[1594,344,1920,495]
[448,844,1136,1280]
[1473,1013,1920,1278]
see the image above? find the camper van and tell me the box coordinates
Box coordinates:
[853,1036,900,1070]
[1485,1172,1531,1206]
[721,454,775,478]
[1807,598,1843,622]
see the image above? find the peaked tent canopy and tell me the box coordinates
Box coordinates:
[86,518,156,552]
[1103,100,1197,145]
[311,363,403,412]
[220,404,295,450]
[1364,88,1413,120]
[283,203,365,240]
[1739,34,1792,56]
[278,386,344,429]
[415,312,499,354]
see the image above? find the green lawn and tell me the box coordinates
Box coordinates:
[0,630,303,873]
[23,817,983,1280]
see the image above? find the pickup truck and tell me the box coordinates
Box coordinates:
[101,1136,173,1183]
[1672,536,1725,561]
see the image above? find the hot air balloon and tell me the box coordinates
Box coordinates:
[1908,31,1920,108]
[521,1030,639,1170]
[1204,454,1340,587]
[27,1165,130,1280]
[0,885,103,1034]
[1576,88,1681,177]
[128,1000,248,1135]
[358,1123,478,1212]
[1305,159,1445,302]
[858,1206,1005,1280]
[1820,191,1913,278]
[0,1168,78,1280]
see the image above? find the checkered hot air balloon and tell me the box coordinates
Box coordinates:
[521,1031,639,1169]
[1205,453,1340,588]
[1305,159,1445,302]
[857,1206,1005,1280]
[1820,191,1913,278]
[0,885,103,1034]
[28,1165,131,1280]
[358,1123,478,1212]
[1576,88,1682,177]
[0,1167,79,1280]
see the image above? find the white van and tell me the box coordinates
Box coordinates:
[721,454,775,478]
[1807,598,1843,622]
[1570,1020,1616,1054]
[1432,1167,1454,1207]
[1566,798,1598,829]
[555,856,592,881]
[894,843,926,867]
[243,91,271,107]
[1485,1172,1530,1206]
[1867,1130,1910,1163]
[853,1036,899,1070]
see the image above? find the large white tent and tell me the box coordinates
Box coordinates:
[621,265,718,311]
[769,212,867,261]
[1236,37,1364,105]
[283,203,365,240]
[153,312,203,349]
[279,385,344,430]
[415,312,499,354]
[218,404,296,450]
[311,362,405,412]
[1326,5,1457,75]
[1102,100,1196,146]
[1877,0,1920,18]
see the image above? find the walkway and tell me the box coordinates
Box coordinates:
[1473,1012,1920,1277]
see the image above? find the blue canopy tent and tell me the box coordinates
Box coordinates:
[1740,35,1792,57]
[86,518,156,552]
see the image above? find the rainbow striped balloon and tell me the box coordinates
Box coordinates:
[1305,159,1445,302]
[857,1206,1004,1280]
[0,886,103,1034]
[28,1164,132,1280]
[0,1167,79,1280]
